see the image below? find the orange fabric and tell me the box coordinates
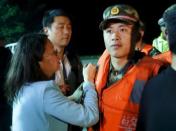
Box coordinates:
[141,44,171,64]
[153,51,172,64]
[87,127,94,131]
[140,44,153,55]
[95,50,163,131]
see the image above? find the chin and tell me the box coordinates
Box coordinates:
[112,53,125,58]
[109,51,119,57]
[60,44,68,48]
[56,65,60,71]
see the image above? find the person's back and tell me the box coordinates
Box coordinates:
[137,4,176,131]
[137,66,176,131]
[0,46,12,131]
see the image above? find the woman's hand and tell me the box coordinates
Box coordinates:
[83,63,97,84]
[59,84,71,95]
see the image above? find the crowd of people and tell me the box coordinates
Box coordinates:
[0,3,176,131]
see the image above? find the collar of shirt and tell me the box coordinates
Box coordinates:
[107,60,134,87]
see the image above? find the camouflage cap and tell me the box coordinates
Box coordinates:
[99,4,141,30]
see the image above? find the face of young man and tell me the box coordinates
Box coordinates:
[45,16,72,49]
[103,22,133,59]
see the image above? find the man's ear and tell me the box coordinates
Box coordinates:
[43,27,48,35]
[165,28,168,41]
[140,30,144,38]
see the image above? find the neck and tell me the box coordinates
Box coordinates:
[171,53,176,71]
[110,56,129,71]
[54,46,65,60]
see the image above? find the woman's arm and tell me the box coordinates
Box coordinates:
[43,81,99,127]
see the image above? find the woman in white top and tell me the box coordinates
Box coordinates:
[5,33,99,131]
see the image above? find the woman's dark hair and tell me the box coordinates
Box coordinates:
[5,33,48,102]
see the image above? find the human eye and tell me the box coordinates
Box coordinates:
[56,25,64,30]
[105,28,112,34]
[67,24,72,29]
[120,27,128,33]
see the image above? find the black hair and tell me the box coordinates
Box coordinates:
[163,4,176,54]
[5,33,48,102]
[42,9,71,28]
[132,21,141,42]
[100,19,136,30]
[128,21,141,59]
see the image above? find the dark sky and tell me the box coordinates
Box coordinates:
[9,0,176,55]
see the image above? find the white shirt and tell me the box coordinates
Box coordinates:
[55,54,71,86]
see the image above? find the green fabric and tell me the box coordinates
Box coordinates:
[152,33,169,53]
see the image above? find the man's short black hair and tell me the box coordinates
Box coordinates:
[163,4,176,54]
[42,9,70,28]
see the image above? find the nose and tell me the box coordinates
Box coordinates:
[64,28,69,34]
[112,32,120,41]
[64,26,71,34]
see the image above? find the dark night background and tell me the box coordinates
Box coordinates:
[8,0,176,56]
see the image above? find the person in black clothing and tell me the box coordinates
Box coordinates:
[0,45,12,131]
[42,9,83,131]
[136,4,176,131]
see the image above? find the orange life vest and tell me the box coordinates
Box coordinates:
[140,44,153,55]
[153,51,172,64]
[140,44,171,64]
[95,50,163,131]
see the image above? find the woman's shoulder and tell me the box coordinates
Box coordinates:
[21,80,59,100]
[31,80,54,85]
[25,80,57,92]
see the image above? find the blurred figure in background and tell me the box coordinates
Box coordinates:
[152,17,169,53]
[42,9,83,96]
[42,8,84,131]
[135,22,161,56]
[152,17,172,64]
[135,21,171,64]
[0,36,12,131]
